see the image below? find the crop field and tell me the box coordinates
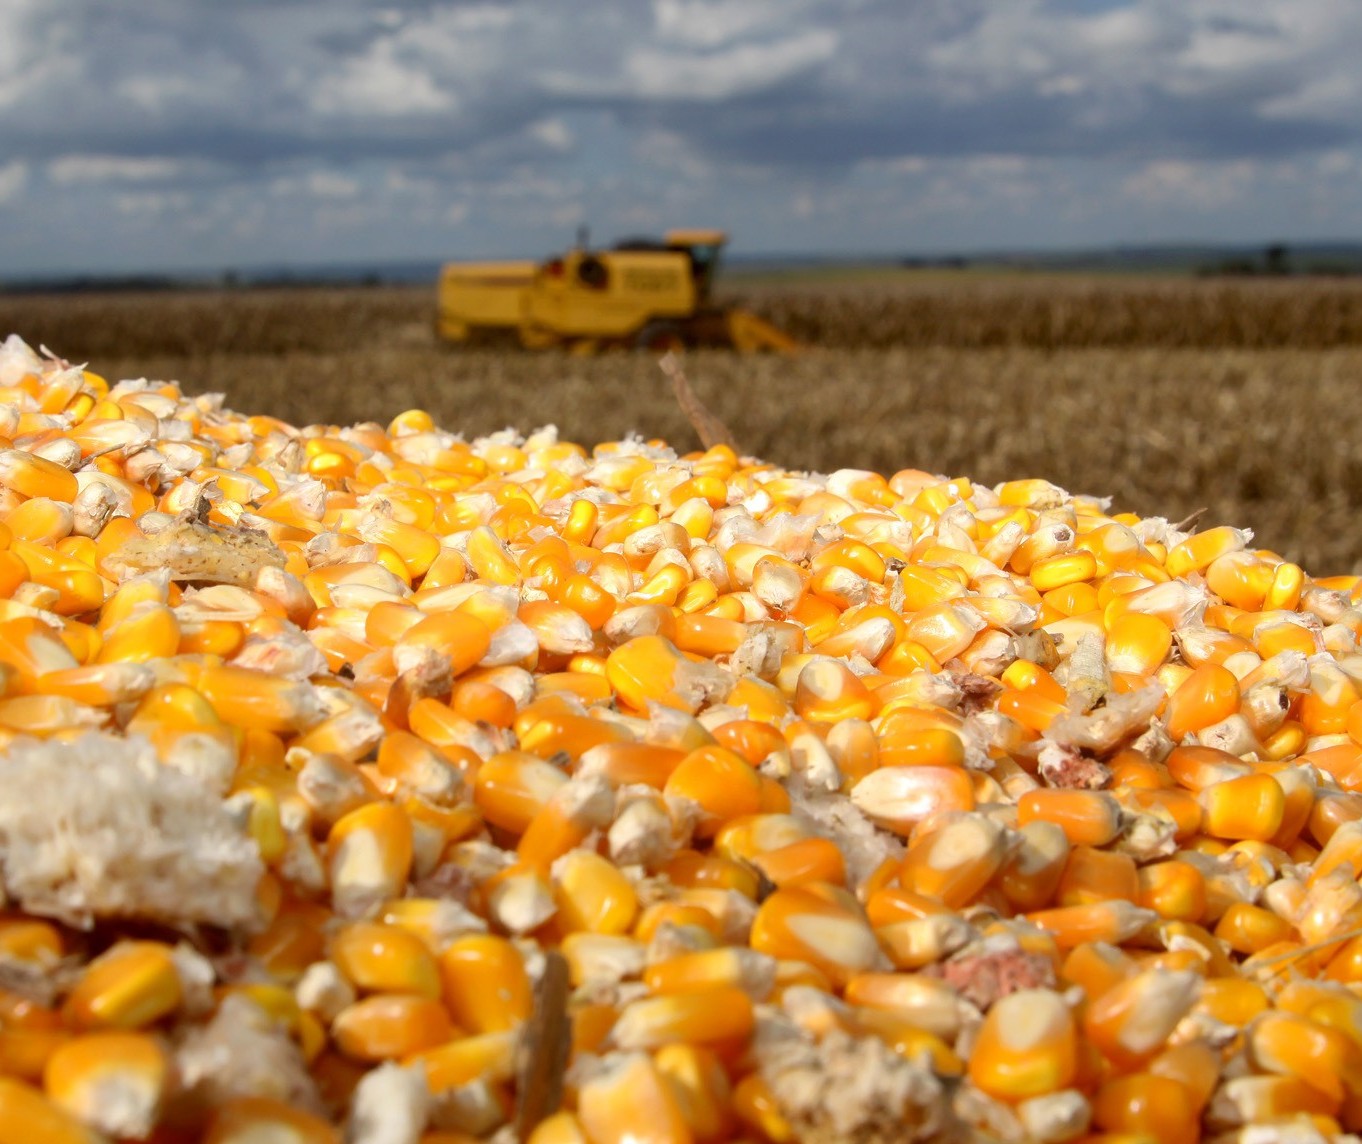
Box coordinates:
[6,272,1362,573]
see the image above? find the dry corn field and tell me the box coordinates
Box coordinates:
[6,275,1362,576]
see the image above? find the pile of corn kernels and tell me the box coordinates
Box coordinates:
[3,332,1362,1144]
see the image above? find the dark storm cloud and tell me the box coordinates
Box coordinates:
[1,0,1359,272]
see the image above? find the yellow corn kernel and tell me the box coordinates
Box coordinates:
[1165,525,1249,577]
[194,663,326,734]
[554,849,639,935]
[518,780,613,873]
[0,1077,100,1144]
[731,1072,794,1142]
[1057,846,1138,909]
[750,886,885,987]
[0,918,63,968]
[643,947,775,999]
[0,693,109,736]
[606,634,728,714]
[410,1029,518,1095]
[204,1096,339,1144]
[0,448,80,502]
[899,812,1007,907]
[8,541,106,614]
[1264,561,1305,610]
[328,802,414,917]
[465,524,521,584]
[1136,860,1206,923]
[652,1043,733,1140]
[439,934,532,1033]
[331,994,454,1062]
[1246,1010,1362,1103]
[1214,901,1293,955]
[665,850,761,899]
[231,784,287,864]
[5,497,74,545]
[518,711,629,762]
[473,749,568,835]
[329,922,442,998]
[1082,968,1201,1072]
[1030,550,1097,592]
[360,516,441,579]
[1026,900,1158,949]
[1199,772,1286,842]
[663,744,764,838]
[793,659,876,723]
[398,610,494,676]
[999,821,1072,913]
[968,989,1077,1101]
[611,986,755,1051]
[576,1052,693,1144]
[1105,612,1173,675]
[1164,662,1241,741]
[1018,789,1124,847]
[62,942,182,1030]
[42,1031,167,1139]
[1091,1072,1199,1144]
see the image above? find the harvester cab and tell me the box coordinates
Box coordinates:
[436,229,797,354]
[613,228,727,303]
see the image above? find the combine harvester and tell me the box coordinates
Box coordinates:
[436,229,798,354]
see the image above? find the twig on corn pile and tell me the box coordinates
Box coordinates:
[660,351,739,452]
[514,950,571,1137]
[1173,506,1209,532]
[1242,921,1362,981]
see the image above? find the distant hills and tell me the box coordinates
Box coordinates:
[898,241,1362,278]
[3,241,1360,293]
[734,241,1362,279]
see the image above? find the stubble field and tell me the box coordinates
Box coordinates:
[6,272,1362,573]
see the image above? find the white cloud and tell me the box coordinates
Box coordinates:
[1120,158,1261,207]
[435,5,516,35]
[116,75,207,114]
[0,160,28,205]
[528,119,574,152]
[622,28,838,100]
[308,171,360,198]
[926,3,1169,103]
[270,170,362,199]
[115,190,190,217]
[0,25,80,111]
[311,41,455,117]
[386,170,436,196]
[1038,75,1085,98]
[48,155,189,185]
[653,0,811,50]
[1261,73,1362,121]
[633,129,714,180]
[1316,149,1356,176]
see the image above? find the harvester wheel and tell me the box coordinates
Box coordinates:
[635,322,688,354]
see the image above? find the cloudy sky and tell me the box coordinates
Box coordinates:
[1,0,1360,275]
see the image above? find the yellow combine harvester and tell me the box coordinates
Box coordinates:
[436,229,798,353]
